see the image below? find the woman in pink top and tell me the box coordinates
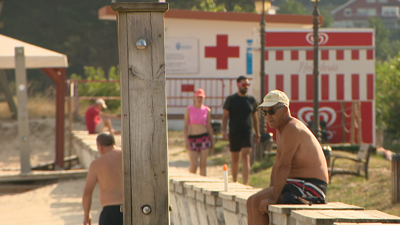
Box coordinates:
[184,88,215,176]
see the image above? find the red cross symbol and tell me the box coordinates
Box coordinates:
[205,35,240,70]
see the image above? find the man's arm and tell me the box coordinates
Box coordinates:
[269,134,281,187]
[205,108,215,154]
[252,112,260,144]
[270,124,299,202]
[82,162,98,225]
[99,111,120,119]
[222,109,230,140]
[259,125,299,213]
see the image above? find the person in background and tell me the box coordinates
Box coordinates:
[82,133,123,225]
[246,90,329,225]
[222,75,260,185]
[184,88,215,176]
[85,98,120,135]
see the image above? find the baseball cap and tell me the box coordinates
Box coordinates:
[95,98,107,108]
[194,88,206,97]
[258,90,290,108]
[96,133,115,146]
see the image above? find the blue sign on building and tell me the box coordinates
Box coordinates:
[246,39,253,75]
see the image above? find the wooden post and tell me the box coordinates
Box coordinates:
[392,153,400,204]
[68,80,74,158]
[357,102,362,144]
[350,102,355,145]
[341,102,346,143]
[15,47,31,173]
[112,3,170,224]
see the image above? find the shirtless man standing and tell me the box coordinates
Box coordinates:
[82,133,123,225]
[246,90,329,225]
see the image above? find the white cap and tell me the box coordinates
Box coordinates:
[258,90,290,108]
[95,98,107,109]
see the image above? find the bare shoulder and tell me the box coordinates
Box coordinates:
[88,157,101,172]
[282,118,303,134]
[114,147,123,154]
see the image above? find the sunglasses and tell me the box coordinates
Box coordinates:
[261,104,285,116]
[237,82,250,87]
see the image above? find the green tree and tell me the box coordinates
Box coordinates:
[375,54,400,140]
[320,9,333,28]
[191,0,227,12]
[368,17,400,61]
[277,0,308,15]
[71,66,121,111]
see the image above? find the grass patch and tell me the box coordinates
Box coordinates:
[209,154,230,166]
[214,140,229,154]
[251,156,275,173]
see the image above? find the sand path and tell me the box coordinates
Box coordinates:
[0,118,230,225]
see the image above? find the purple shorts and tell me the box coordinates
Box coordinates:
[188,133,212,151]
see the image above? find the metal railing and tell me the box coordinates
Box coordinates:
[67,77,241,118]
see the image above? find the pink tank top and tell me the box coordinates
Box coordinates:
[188,105,210,126]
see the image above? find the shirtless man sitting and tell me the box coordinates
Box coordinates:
[82,133,123,225]
[246,90,329,225]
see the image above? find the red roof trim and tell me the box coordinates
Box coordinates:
[99,6,317,25]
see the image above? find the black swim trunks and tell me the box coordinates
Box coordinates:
[99,205,123,225]
[281,178,327,205]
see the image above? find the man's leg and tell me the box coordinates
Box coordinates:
[230,151,240,182]
[241,147,252,185]
[247,187,273,225]
[199,148,209,176]
[188,150,199,174]
[103,118,121,135]
[103,118,114,133]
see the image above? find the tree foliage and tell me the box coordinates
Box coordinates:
[369,17,400,61]
[191,0,227,12]
[320,9,333,28]
[71,66,121,111]
[375,54,400,139]
[277,0,308,15]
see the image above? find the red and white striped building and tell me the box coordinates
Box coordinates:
[255,29,375,144]
[99,7,375,144]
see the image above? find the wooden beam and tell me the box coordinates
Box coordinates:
[15,47,31,173]
[113,3,170,224]
[42,68,66,170]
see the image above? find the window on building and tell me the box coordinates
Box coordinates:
[357,8,368,16]
[383,21,397,29]
[344,8,352,16]
[354,20,369,27]
[366,0,376,3]
[378,0,388,3]
[368,8,377,16]
[382,6,399,16]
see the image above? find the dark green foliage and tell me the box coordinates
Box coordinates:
[0,0,119,90]
[191,0,227,12]
[277,0,308,15]
[368,17,400,61]
[320,9,333,28]
[375,52,400,140]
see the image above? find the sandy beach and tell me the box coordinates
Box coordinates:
[0,118,227,224]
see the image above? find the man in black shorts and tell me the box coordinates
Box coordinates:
[82,133,123,225]
[222,75,260,185]
[246,90,329,225]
